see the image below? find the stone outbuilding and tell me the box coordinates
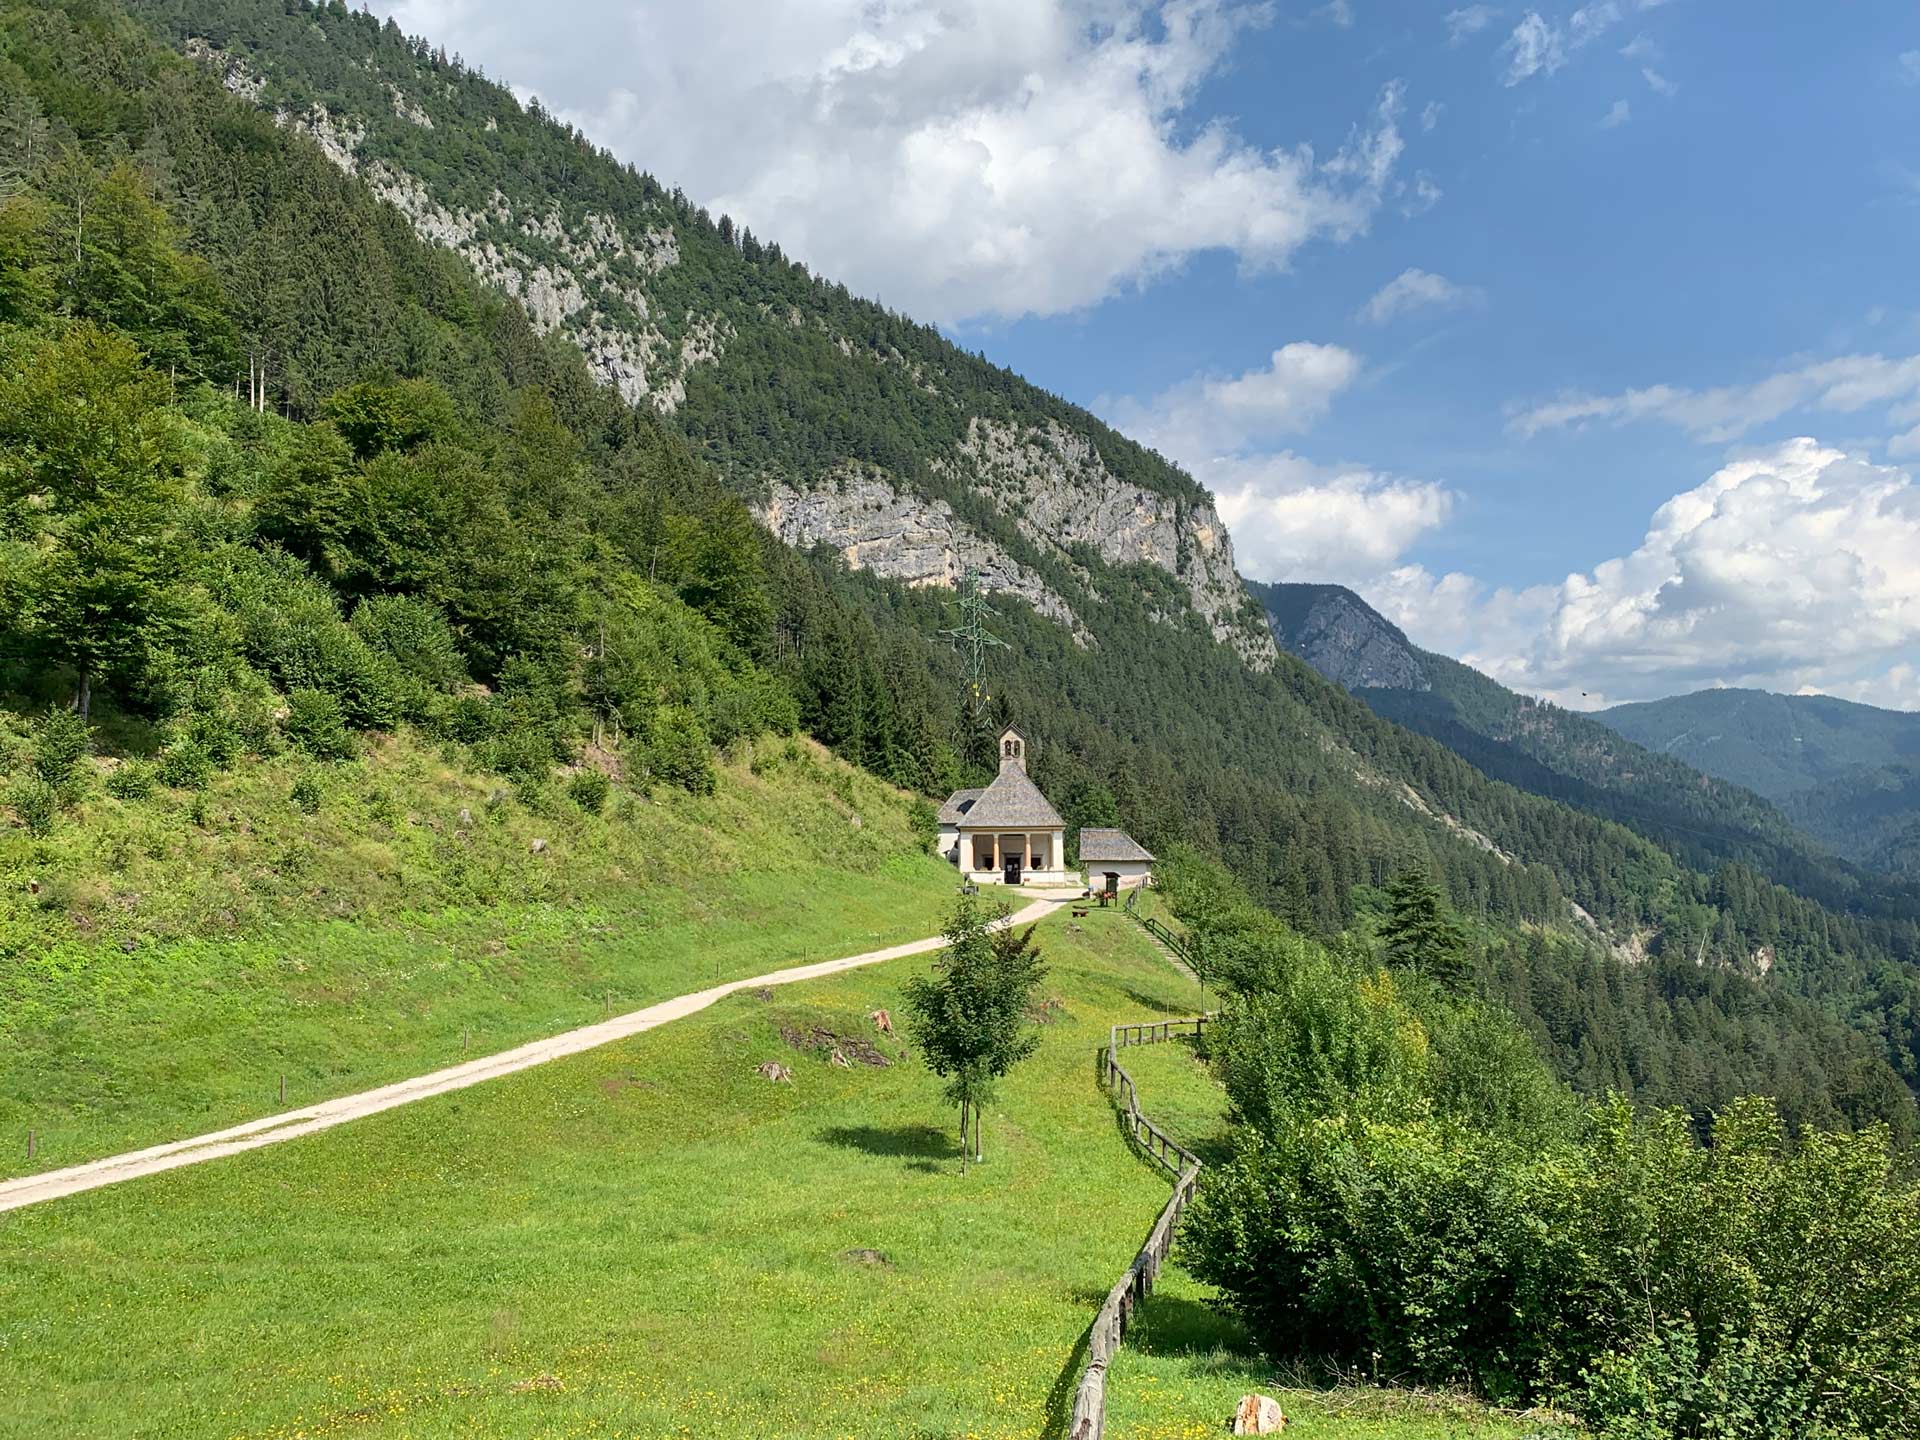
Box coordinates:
[1078,828,1155,894]
[936,727,1071,887]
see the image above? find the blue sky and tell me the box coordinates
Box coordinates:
[380,1,1920,709]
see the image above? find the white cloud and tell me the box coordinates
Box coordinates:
[1403,171,1444,216]
[1900,50,1920,85]
[375,0,1410,324]
[1117,342,1364,456]
[1641,65,1677,96]
[1315,0,1356,28]
[1499,0,1658,86]
[1501,12,1566,83]
[1370,440,1920,710]
[1510,351,1920,443]
[1601,98,1631,128]
[1109,345,1454,585]
[1445,5,1499,42]
[1619,32,1657,60]
[1209,457,1455,584]
[1358,267,1481,324]
[1421,100,1445,131]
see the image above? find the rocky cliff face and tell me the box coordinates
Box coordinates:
[1253,581,1429,691]
[758,421,1277,667]
[949,419,1270,666]
[758,467,1088,642]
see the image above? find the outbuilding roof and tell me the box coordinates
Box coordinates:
[937,788,983,824]
[1077,828,1154,863]
[958,766,1065,830]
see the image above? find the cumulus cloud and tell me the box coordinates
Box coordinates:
[1357,267,1481,324]
[1117,342,1364,456]
[1370,440,1920,710]
[1110,345,1455,585]
[1510,351,1920,444]
[374,0,1410,324]
[1641,65,1677,95]
[1601,98,1631,128]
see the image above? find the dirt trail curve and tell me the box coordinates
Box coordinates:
[0,896,1067,1215]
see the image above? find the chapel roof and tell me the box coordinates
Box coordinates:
[937,788,983,824]
[1078,828,1155,863]
[961,765,1065,830]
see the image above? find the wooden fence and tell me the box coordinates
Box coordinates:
[1068,1015,1212,1440]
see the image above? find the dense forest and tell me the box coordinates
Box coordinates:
[3,0,1920,1145]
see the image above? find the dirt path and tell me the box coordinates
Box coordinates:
[0,897,1068,1215]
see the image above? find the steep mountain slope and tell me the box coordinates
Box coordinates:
[1600,689,1920,878]
[133,0,1274,670]
[12,0,1920,1130]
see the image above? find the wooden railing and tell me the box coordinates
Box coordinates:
[1140,915,1192,965]
[1069,1015,1212,1440]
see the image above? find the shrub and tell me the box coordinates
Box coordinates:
[1165,855,1920,1436]
[282,688,354,761]
[30,705,91,790]
[649,707,715,795]
[290,773,323,814]
[908,795,938,850]
[349,594,469,724]
[156,737,214,790]
[10,776,57,836]
[105,761,157,800]
[567,769,610,814]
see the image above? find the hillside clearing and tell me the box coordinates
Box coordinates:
[1,736,958,1175]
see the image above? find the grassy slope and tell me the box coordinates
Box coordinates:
[1103,1038,1572,1440]
[1,735,957,1175]
[2,911,1201,1440]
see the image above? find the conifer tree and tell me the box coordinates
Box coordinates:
[1379,870,1470,989]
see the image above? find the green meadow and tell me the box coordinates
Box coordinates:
[0,908,1563,1439]
[1,736,958,1174]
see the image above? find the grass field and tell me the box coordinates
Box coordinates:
[1,910,1202,1439]
[0,908,1569,1439]
[1,736,959,1176]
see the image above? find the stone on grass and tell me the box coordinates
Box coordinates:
[1232,1394,1285,1434]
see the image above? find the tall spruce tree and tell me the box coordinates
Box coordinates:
[1379,870,1470,989]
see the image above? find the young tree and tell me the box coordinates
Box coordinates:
[901,895,1049,1166]
[0,324,187,717]
[1379,870,1470,989]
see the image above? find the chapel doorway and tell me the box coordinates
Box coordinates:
[1004,855,1023,885]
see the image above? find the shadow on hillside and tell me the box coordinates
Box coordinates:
[1124,1293,1254,1361]
[817,1122,958,1173]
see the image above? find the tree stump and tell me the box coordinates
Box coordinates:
[1232,1394,1285,1434]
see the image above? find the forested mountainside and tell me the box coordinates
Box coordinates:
[1602,689,1920,880]
[1252,580,1920,911]
[6,0,1920,1135]
[129,0,1274,672]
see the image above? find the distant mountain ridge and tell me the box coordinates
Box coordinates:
[1598,689,1920,879]
[1252,580,1920,907]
